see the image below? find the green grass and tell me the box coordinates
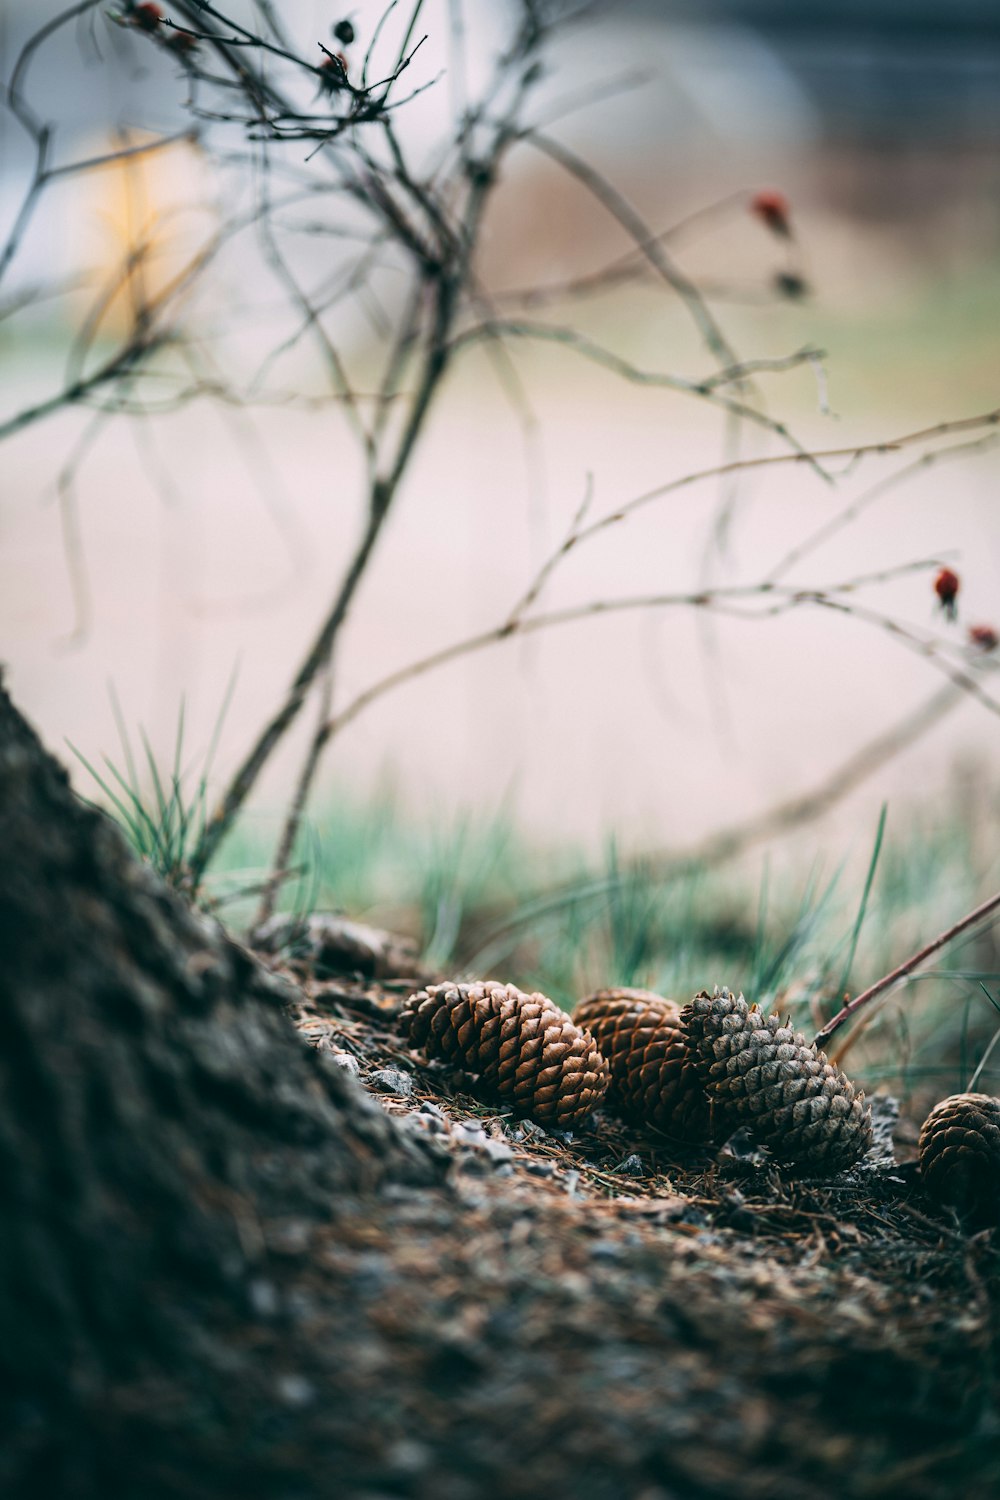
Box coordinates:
[276,778,1000,1111]
[79,716,1000,1114]
[68,679,236,893]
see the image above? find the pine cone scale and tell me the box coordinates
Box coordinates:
[574,988,712,1143]
[402,981,610,1127]
[918,1091,1000,1227]
[681,987,872,1174]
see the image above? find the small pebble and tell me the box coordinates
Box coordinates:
[327,1051,360,1076]
[248,1278,279,1317]
[481,1138,513,1164]
[269,1220,310,1255]
[386,1439,431,1476]
[276,1374,316,1408]
[370,1067,414,1096]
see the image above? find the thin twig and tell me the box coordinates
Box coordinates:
[522,129,742,376]
[189,19,547,887]
[814,889,1000,1050]
[450,319,828,476]
[316,564,962,747]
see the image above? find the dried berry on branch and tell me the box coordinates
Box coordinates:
[968,623,998,653]
[750,188,792,239]
[934,566,960,619]
[574,988,711,1142]
[918,1092,1000,1228]
[401,981,610,1128]
[681,987,873,1174]
[318,51,350,91]
[128,2,163,31]
[166,30,199,58]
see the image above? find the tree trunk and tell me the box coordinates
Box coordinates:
[0,674,440,1495]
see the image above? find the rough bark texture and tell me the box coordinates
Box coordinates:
[1,676,999,1500]
[0,674,441,1494]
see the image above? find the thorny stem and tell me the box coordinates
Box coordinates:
[814,888,1000,1051]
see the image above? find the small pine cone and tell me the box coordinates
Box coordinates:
[401,980,610,1128]
[681,987,873,1174]
[574,988,711,1142]
[918,1092,1000,1228]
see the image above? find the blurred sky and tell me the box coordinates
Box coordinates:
[2,0,999,872]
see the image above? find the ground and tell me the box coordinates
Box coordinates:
[259,955,1000,1500]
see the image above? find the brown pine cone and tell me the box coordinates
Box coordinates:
[681,987,873,1174]
[574,988,711,1142]
[918,1092,1000,1228]
[401,980,610,1128]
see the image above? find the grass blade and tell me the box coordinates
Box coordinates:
[836,803,887,1000]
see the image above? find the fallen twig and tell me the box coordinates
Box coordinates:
[814,888,1000,1051]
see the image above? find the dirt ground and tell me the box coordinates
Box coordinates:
[268,961,1000,1500]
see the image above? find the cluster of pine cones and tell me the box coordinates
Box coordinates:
[401,981,871,1175]
[400,981,1000,1217]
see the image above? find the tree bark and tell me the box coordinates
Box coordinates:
[0,673,440,1495]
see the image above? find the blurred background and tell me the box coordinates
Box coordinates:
[2,2,1000,1096]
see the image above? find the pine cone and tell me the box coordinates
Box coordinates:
[681,987,873,1174]
[574,988,711,1142]
[918,1092,1000,1228]
[401,981,610,1128]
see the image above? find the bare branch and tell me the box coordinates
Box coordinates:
[188,36,545,886]
[767,429,1000,584]
[566,408,1000,560]
[521,129,743,374]
[315,561,969,750]
[451,319,829,475]
[815,889,1000,1051]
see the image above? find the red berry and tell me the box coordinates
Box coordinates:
[751,188,792,239]
[968,624,998,652]
[934,567,960,620]
[131,2,163,31]
[318,51,349,91]
[934,567,960,603]
[167,30,199,56]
